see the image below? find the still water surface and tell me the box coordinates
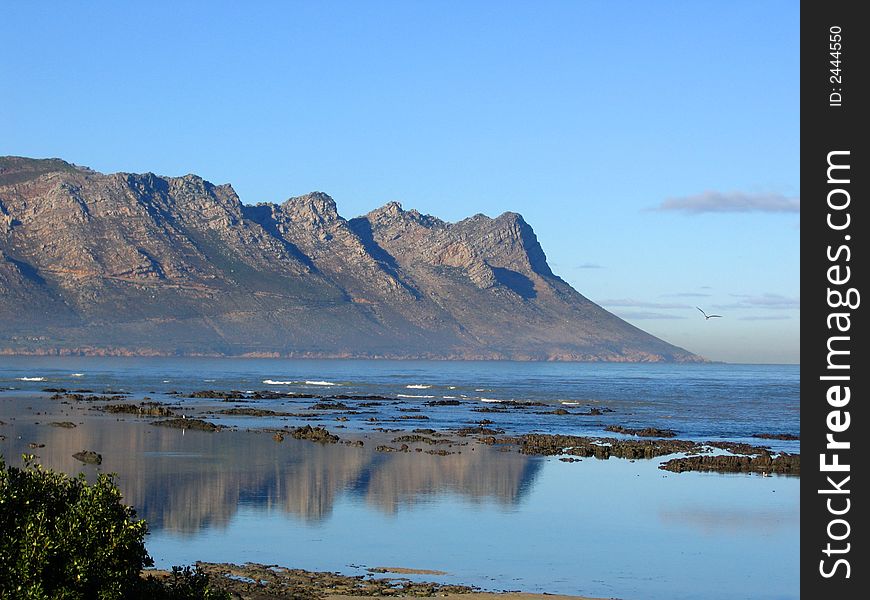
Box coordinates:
[0,358,799,600]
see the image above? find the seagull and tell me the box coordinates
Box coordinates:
[696,307,723,320]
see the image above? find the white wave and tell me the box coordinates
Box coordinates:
[480,398,502,403]
[397,394,435,399]
[305,380,337,386]
[448,386,457,389]
[561,401,581,406]
[17,377,45,382]
[405,384,431,389]
[442,396,457,399]
[71,373,85,377]
[263,379,293,385]
[204,379,216,382]
[162,380,171,383]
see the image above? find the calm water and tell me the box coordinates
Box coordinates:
[0,358,799,600]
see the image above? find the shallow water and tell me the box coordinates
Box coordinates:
[0,358,799,600]
[0,357,800,452]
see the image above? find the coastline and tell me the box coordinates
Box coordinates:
[0,347,709,363]
[143,564,612,600]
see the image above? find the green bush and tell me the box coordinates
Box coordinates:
[138,566,230,600]
[0,456,229,599]
[0,455,151,599]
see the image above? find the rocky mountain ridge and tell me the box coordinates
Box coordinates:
[0,156,703,361]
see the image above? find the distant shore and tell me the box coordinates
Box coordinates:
[0,347,708,363]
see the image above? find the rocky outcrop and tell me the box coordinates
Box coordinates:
[0,156,703,362]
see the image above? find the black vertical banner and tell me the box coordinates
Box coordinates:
[803,2,866,598]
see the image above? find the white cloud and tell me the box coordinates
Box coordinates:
[653,191,800,214]
[613,311,687,320]
[662,292,712,298]
[738,315,793,321]
[714,293,800,310]
[598,298,692,309]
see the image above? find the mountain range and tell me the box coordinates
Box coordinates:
[0,156,702,361]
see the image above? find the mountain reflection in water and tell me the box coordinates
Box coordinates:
[6,420,541,534]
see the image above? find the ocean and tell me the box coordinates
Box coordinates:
[0,357,799,600]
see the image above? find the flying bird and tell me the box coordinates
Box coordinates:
[696,307,722,320]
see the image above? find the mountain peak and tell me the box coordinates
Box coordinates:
[0,157,702,362]
[0,156,90,186]
[281,192,340,224]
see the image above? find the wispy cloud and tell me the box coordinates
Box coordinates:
[574,262,604,269]
[662,292,712,298]
[614,311,687,320]
[653,191,800,214]
[598,298,692,309]
[714,293,800,310]
[738,315,793,321]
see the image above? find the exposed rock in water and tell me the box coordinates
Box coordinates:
[72,450,102,464]
[412,428,447,436]
[308,402,349,410]
[425,399,462,406]
[102,402,177,417]
[187,561,476,598]
[605,425,678,438]
[151,418,221,432]
[49,421,77,428]
[456,426,505,436]
[513,433,697,459]
[290,425,339,443]
[499,400,549,408]
[50,393,123,403]
[660,453,800,475]
[391,434,452,445]
[706,441,773,456]
[425,449,454,456]
[376,444,410,453]
[218,407,280,417]
[505,432,801,475]
[189,390,245,399]
[753,432,800,441]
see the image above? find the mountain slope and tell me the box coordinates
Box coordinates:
[0,156,703,361]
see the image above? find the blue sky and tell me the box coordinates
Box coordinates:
[1,1,799,363]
